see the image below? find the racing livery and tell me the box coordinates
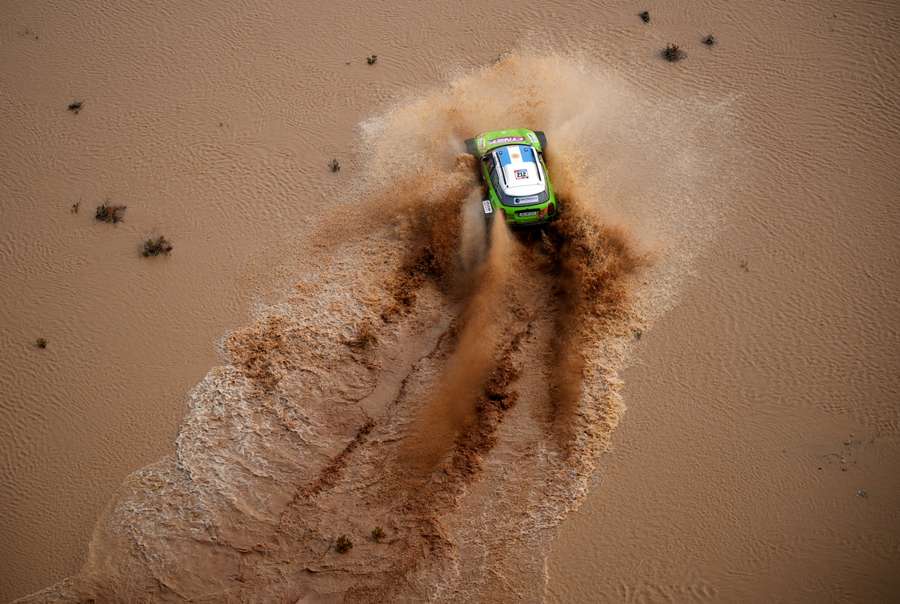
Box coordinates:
[465,128,558,226]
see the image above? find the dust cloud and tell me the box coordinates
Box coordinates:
[16,52,729,603]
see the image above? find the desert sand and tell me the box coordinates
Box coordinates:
[1,0,898,602]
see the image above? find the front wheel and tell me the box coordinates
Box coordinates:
[533,130,547,151]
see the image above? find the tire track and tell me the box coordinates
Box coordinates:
[16,52,716,603]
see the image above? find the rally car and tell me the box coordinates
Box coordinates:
[465,128,558,226]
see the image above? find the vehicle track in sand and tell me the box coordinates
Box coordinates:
[17,165,644,603]
[268,184,647,602]
[16,51,731,603]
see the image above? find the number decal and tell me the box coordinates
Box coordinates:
[482,200,493,214]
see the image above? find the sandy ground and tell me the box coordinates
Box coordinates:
[1,0,898,602]
[545,3,900,602]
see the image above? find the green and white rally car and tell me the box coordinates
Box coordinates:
[465,128,559,226]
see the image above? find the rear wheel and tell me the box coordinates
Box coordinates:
[534,130,547,151]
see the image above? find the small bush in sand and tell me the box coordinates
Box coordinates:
[67,101,83,114]
[366,54,378,65]
[703,34,716,46]
[70,201,80,214]
[335,535,353,554]
[662,43,686,62]
[371,527,385,542]
[35,338,48,349]
[639,11,650,23]
[95,201,127,224]
[142,235,174,257]
[347,322,377,350]
[329,158,341,172]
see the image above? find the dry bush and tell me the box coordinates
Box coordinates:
[142,235,174,257]
[95,202,127,223]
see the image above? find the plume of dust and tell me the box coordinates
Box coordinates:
[404,215,512,474]
[458,190,491,275]
[12,49,736,604]
[356,51,732,318]
[542,186,650,448]
[358,53,633,188]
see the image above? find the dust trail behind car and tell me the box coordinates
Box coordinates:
[15,52,735,603]
[403,215,513,473]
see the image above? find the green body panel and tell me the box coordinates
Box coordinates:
[473,128,557,226]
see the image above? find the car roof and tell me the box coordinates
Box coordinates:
[491,144,545,195]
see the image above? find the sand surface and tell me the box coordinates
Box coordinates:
[1,1,898,602]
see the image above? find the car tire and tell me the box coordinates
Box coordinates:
[534,130,547,151]
[465,138,478,156]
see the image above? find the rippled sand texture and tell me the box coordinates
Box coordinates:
[3,0,899,602]
[544,2,900,603]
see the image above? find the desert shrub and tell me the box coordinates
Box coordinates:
[346,322,377,349]
[662,43,686,62]
[335,535,353,554]
[95,202,126,223]
[142,235,174,257]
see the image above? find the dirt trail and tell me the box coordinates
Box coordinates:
[16,52,730,603]
[16,166,643,604]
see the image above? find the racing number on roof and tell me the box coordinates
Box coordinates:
[514,169,528,180]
